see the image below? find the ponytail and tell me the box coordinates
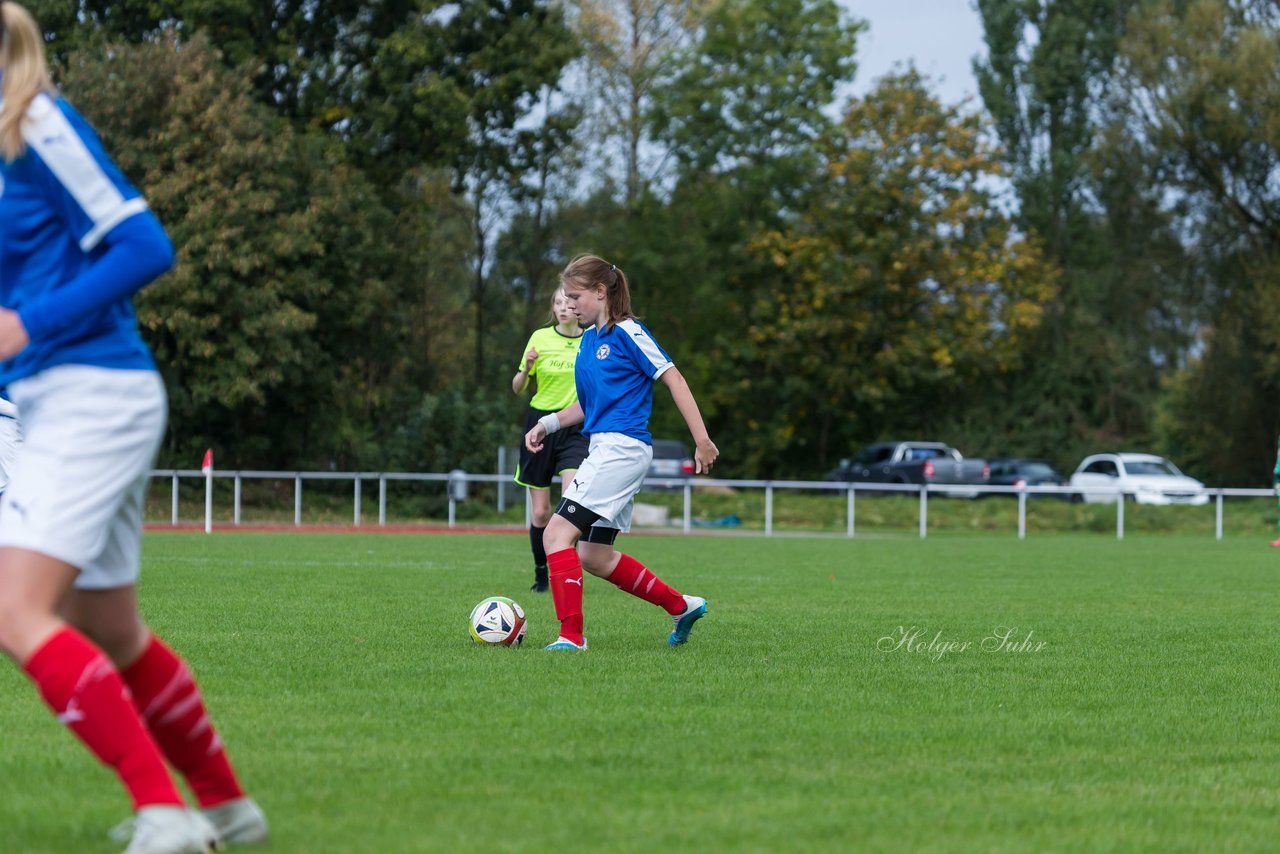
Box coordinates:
[560,254,635,331]
[0,2,56,162]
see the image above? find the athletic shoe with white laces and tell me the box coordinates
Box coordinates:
[543,636,588,650]
[114,806,215,854]
[202,797,269,846]
[668,595,708,646]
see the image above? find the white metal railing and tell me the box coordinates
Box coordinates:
[149,469,1277,541]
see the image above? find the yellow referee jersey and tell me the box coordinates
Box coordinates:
[519,326,582,411]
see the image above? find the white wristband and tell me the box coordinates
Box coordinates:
[539,413,561,435]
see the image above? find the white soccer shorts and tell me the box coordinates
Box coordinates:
[563,432,653,533]
[0,397,21,494]
[0,366,167,589]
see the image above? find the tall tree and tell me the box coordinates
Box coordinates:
[367,0,578,385]
[497,90,587,332]
[568,0,711,204]
[599,0,863,465]
[31,1,420,130]
[743,72,1056,473]
[1124,0,1280,482]
[972,0,1198,468]
[653,0,862,213]
[57,33,471,467]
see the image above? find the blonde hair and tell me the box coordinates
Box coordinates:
[548,286,566,323]
[0,2,56,162]
[559,254,634,331]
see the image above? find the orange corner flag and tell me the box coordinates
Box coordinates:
[201,449,213,474]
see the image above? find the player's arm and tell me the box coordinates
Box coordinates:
[0,212,174,360]
[659,367,718,474]
[525,401,584,453]
[512,348,538,394]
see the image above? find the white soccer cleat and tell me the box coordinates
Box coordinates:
[202,797,269,846]
[118,806,215,854]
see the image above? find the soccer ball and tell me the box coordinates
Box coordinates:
[469,596,527,647]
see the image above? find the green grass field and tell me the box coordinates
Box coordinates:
[2,531,1278,852]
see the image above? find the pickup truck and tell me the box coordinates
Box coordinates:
[825,441,990,496]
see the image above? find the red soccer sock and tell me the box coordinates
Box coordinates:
[547,548,584,644]
[122,635,246,808]
[607,553,686,615]
[24,627,183,811]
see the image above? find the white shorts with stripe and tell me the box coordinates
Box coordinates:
[0,366,167,590]
[564,432,653,534]
[0,399,22,494]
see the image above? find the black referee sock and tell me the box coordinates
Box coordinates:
[530,525,548,571]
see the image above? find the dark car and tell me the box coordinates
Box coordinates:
[824,441,989,497]
[648,439,694,484]
[985,458,1068,498]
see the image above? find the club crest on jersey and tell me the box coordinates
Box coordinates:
[596,344,610,360]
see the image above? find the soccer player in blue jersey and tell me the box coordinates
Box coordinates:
[0,4,266,852]
[524,254,719,650]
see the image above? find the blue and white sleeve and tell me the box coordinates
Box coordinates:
[619,319,674,380]
[17,97,174,340]
[24,96,150,251]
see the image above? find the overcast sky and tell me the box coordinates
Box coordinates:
[841,0,988,106]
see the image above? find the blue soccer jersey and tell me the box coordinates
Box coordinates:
[576,318,673,443]
[0,93,164,385]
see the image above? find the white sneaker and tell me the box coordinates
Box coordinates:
[202,797,269,845]
[118,806,215,854]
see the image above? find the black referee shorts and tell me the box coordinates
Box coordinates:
[515,407,589,489]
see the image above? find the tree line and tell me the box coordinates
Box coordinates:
[30,0,1280,484]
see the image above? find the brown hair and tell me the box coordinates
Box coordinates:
[559,254,634,331]
[0,2,56,162]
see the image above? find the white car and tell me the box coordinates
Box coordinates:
[1069,453,1209,505]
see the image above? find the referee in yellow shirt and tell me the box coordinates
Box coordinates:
[512,289,588,591]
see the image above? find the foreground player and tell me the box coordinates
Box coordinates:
[524,254,719,650]
[511,288,588,592]
[0,391,20,494]
[0,4,266,852]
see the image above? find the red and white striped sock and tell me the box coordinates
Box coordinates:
[24,627,183,810]
[122,635,246,808]
[547,548,584,644]
[606,554,686,615]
